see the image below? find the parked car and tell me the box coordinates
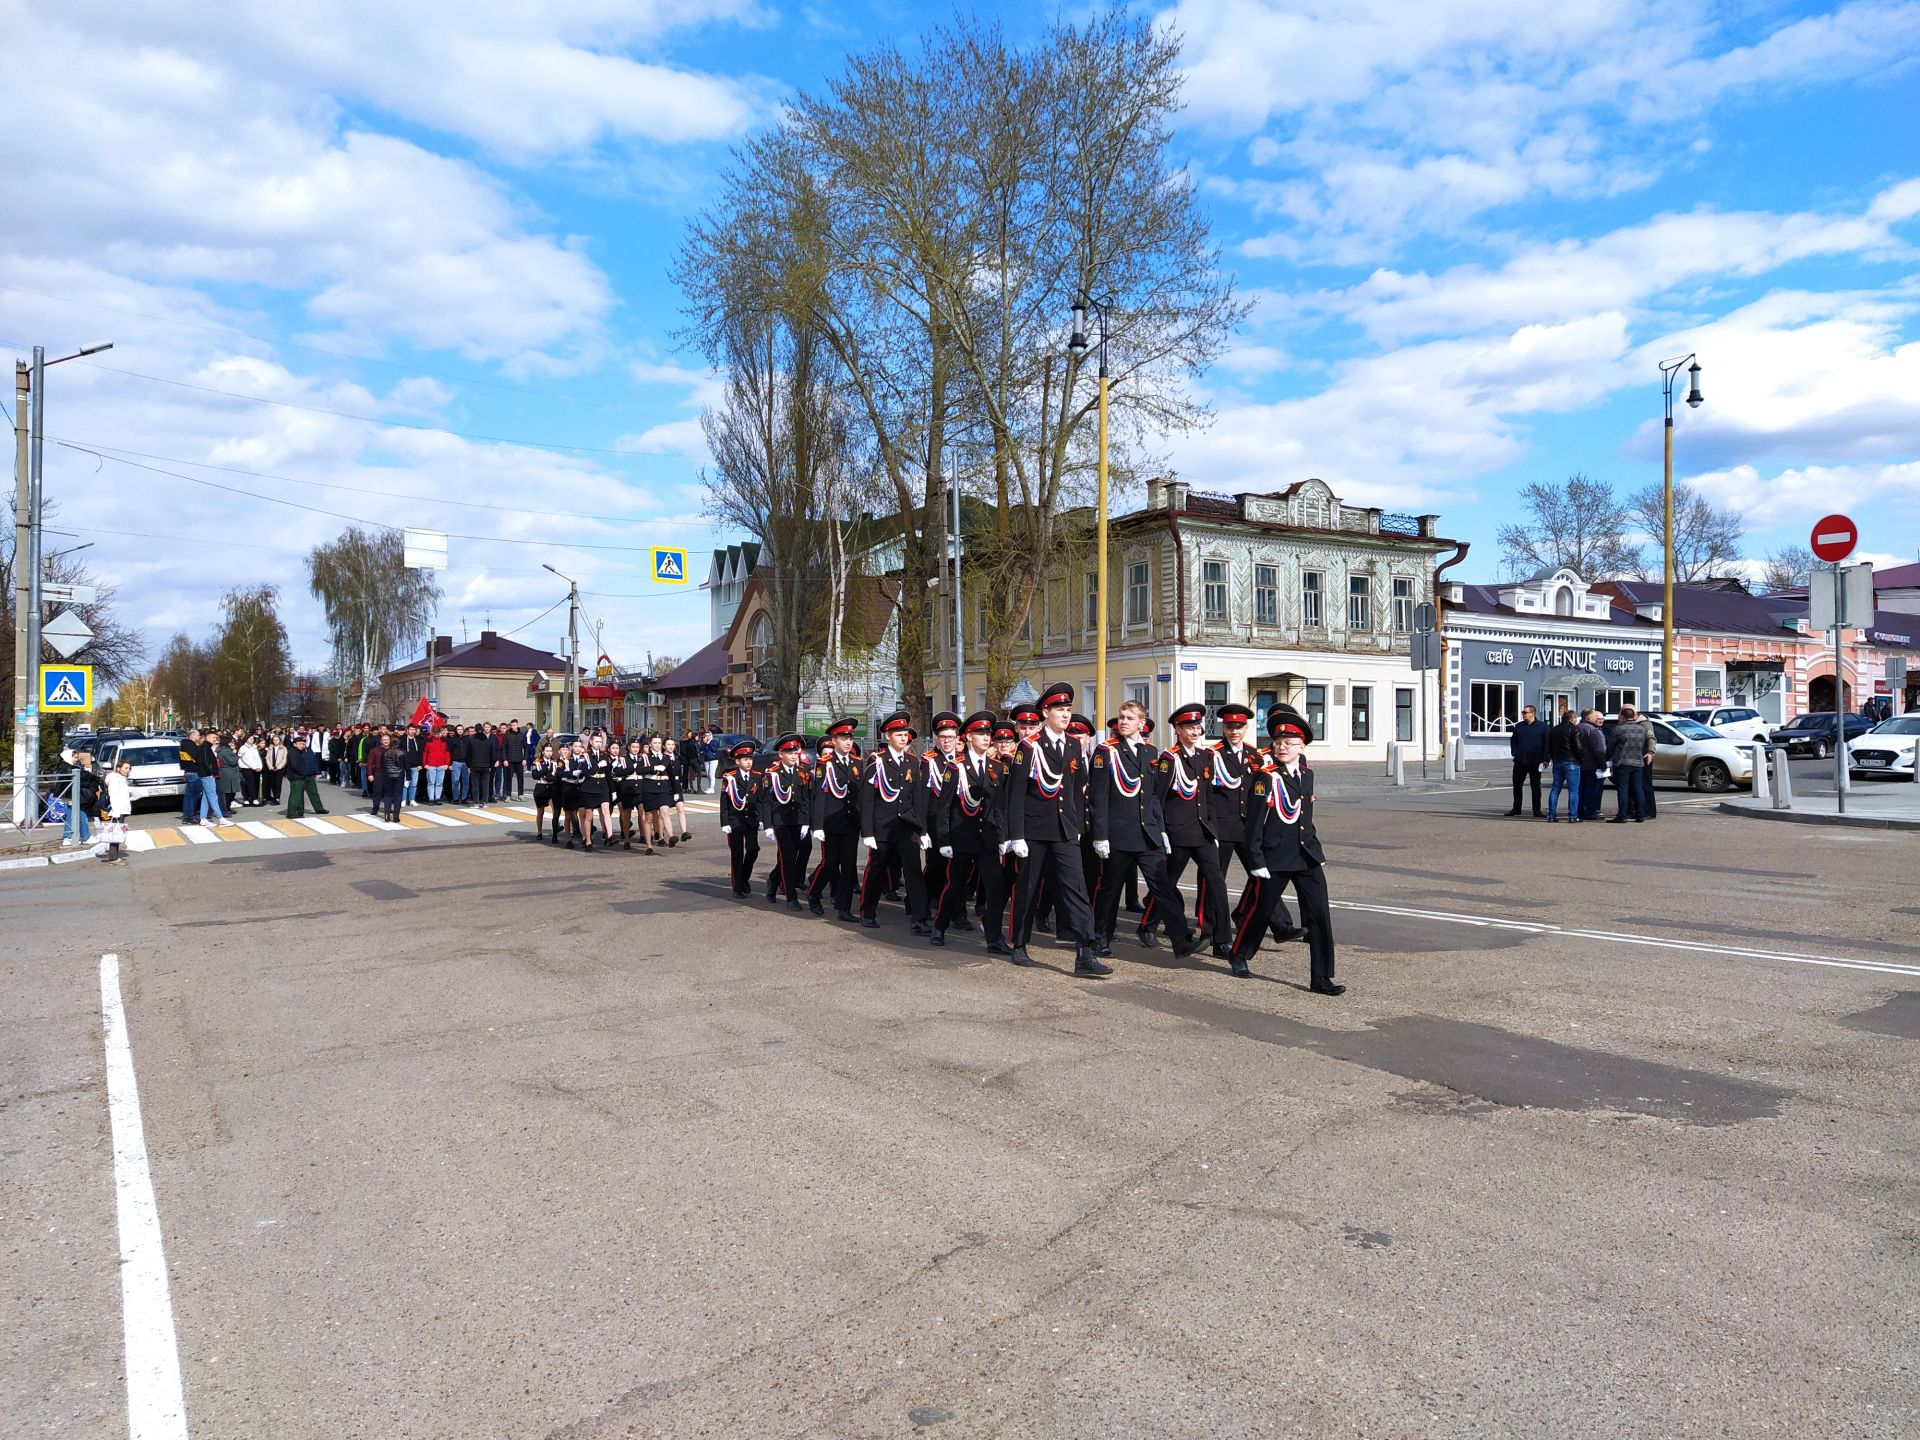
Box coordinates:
[1768,712,1874,759]
[1847,714,1920,780]
[1644,716,1755,792]
[104,736,189,810]
[1673,706,1770,745]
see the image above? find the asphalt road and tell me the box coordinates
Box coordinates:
[6,793,1918,1439]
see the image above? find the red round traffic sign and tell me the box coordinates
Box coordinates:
[1810,514,1857,564]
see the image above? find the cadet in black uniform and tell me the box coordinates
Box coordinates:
[1210,703,1297,948]
[606,738,634,850]
[1089,701,1199,959]
[718,740,761,896]
[555,741,580,842]
[1141,702,1229,949]
[1232,709,1343,992]
[930,710,1010,952]
[614,738,645,850]
[1002,682,1106,975]
[1068,712,1100,925]
[808,717,864,920]
[762,734,810,909]
[531,742,562,842]
[858,711,931,931]
[921,712,960,925]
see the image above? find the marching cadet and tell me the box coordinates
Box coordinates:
[1068,712,1101,923]
[992,720,1020,762]
[921,711,961,923]
[1212,703,1298,945]
[858,711,932,932]
[1230,708,1343,992]
[1089,701,1200,960]
[930,711,1011,952]
[1002,682,1106,975]
[1141,702,1230,951]
[718,740,762,896]
[762,734,811,910]
[531,742,563,843]
[807,717,864,920]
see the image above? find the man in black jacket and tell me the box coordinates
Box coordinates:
[285,734,330,820]
[466,725,496,804]
[1545,709,1582,821]
[1002,682,1105,975]
[1506,704,1550,816]
[929,711,1011,952]
[177,728,226,825]
[1089,701,1199,960]
[503,721,527,798]
[808,716,865,920]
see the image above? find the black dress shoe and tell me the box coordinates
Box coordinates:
[1093,942,1115,959]
[951,918,974,933]
[835,910,857,922]
[1073,950,1113,977]
[910,921,931,936]
[1172,936,1201,959]
[809,900,825,915]
[1212,943,1234,960]
[861,917,879,928]
[1229,955,1252,977]
[1007,947,1036,966]
[787,899,804,912]
[928,930,947,947]
[1125,901,1145,915]
[1270,925,1306,944]
[1606,817,1627,824]
[1136,928,1159,950]
[985,941,1012,957]
[768,891,781,902]
[667,835,678,847]
[1311,982,1347,996]
[1503,808,1522,816]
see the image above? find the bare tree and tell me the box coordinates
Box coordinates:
[305,527,439,721]
[1496,474,1641,580]
[1759,544,1816,593]
[1629,482,1745,582]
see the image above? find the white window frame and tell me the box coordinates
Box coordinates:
[1304,683,1328,738]
[1395,686,1415,743]
[1692,665,1725,707]
[1084,572,1099,636]
[1599,686,1638,715]
[1351,684,1373,742]
[1202,558,1230,624]
[1392,576,1414,634]
[1254,563,1279,626]
[1469,681,1523,736]
[1126,561,1151,627]
[1302,570,1324,629]
[1348,573,1372,631]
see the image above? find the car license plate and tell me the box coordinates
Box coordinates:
[1858,756,1886,767]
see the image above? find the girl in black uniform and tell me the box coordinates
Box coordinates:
[616,738,647,851]
[605,738,633,851]
[640,734,678,851]
[718,740,761,895]
[575,734,613,850]
[531,743,561,842]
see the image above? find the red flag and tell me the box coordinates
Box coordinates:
[409,696,441,732]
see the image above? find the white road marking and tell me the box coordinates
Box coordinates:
[292,817,344,835]
[453,807,511,823]
[498,804,536,816]
[99,953,191,1440]
[411,810,469,827]
[126,831,157,852]
[237,821,283,840]
[178,826,218,845]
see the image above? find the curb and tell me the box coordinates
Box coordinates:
[1716,802,1920,832]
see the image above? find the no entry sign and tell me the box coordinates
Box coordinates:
[1810,514,1857,563]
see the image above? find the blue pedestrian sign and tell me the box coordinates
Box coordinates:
[41,664,93,712]
[651,547,688,585]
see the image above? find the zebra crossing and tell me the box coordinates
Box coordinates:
[119,797,724,853]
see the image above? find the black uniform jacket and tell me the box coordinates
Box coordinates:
[934,751,1006,853]
[1243,764,1326,873]
[719,768,761,829]
[1088,737,1166,852]
[811,754,863,833]
[1205,741,1262,845]
[762,763,811,828]
[1002,730,1086,845]
[1157,746,1217,845]
[859,747,929,838]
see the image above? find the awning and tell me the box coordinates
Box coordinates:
[579,684,623,700]
[1727,660,1787,674]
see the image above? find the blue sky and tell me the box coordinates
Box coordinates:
[4,0,1917,682]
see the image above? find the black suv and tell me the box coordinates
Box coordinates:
[1767,712,1873,759]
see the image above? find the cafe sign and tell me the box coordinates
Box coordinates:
[1481,646,1636,674]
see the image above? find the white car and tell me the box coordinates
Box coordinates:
[1672,706,1771,745]
[99,737,188,809]
[1847,715,1920,780]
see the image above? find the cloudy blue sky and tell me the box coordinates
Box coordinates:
[5,0,1917,681]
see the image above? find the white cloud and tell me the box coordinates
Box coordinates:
[1686,460,1920,531]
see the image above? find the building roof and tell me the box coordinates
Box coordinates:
[1453,584,1656,631]
[1598,581,1803,639]
[653,635,733,691]
[384,632,566,679]
[1873,561,1920,588]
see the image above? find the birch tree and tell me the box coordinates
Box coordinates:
[305,527,438,720]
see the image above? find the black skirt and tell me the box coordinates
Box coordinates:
[577,780,610,806]
[533,783,552,805]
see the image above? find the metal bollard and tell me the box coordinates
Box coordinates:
[1772,747,1794,809]
[1391,746,1406,787]
[1749,742,1770,805]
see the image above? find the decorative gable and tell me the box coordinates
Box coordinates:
[1498,567,1613,620]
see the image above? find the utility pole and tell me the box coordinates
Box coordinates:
[10,359,30,826]
[951,467,964,712]
[540,563,581,733]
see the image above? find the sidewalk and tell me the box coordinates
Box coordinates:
[1307,758,1503,798]
[1719,784,1920,831]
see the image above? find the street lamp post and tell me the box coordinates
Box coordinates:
[1068,294,1112,727]
[1658,354,1703,711]
[542,563,580,733]
[10,340,111,828]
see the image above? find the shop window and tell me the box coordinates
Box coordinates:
[1470,681,1523,735]
[1396,687,1415,742]
[1693,666,1724,707]
[1204,680,1229,725]
[1304,684,1327,737]
[1599,687,1638,716]
[1351,685,1372,741]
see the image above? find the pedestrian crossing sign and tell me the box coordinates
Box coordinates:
[651,547,688,585]
[41,664,93,712]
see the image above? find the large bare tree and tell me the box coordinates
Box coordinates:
[1628,481,1745,583]
[1496,474,1642,580]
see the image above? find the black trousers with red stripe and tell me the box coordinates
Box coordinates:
[1235,863,1336,988]
[728,827,760,894]
[861,831,929,920]
[1007,839,1094,949]
[1224,837,1295,932]
[765,825,806,901]
[808,830,859,912]
[1143,839,1228,946]
[933,846,1004,938]
[1094,847,1193,950]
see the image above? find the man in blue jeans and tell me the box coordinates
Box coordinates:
[1545,709,1582,821]
[178,728,227,825]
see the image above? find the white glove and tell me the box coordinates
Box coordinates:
[1010,839,1029,859]
[939,845,953,859]
[998,840,1013,856]
[863,836,878,851]
[918,833,931,851]
[721,825,732,835]
[1251,866,1271,879]
[764,827,776,840]
[1161,834,1172,854]
[1092,840,1111,859]
[812,829,825,842]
